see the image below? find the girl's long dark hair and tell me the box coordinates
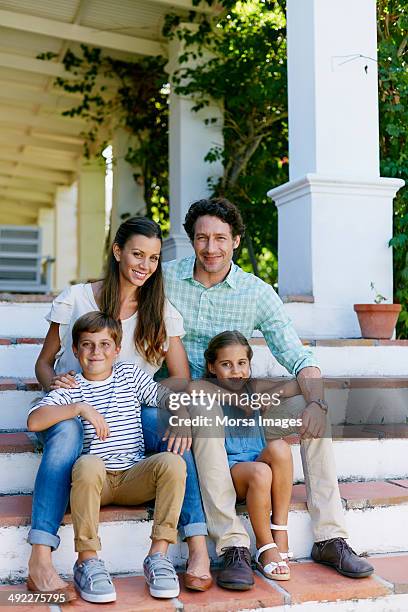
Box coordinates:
[100,217,166,366]
[204,330,253,377]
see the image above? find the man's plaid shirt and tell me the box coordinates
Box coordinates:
[163,256,318,380]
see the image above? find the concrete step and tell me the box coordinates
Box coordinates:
[0,379,41,431]
[0,481,407,580]
[0,554,407,612]
[2,335,408,377]
[0,428,407,495]
[2,554,408,612]
[0,339,42,378]
[0,433,40,494]
[2,376,408,432]
[0,300,50,337]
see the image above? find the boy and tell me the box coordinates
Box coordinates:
[27,311,187,603]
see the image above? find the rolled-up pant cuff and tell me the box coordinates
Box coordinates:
[314,530,349,543]
[179,522,208,541]
[74,537,102,553]
[151,526,178,544]
[27,528,60,551]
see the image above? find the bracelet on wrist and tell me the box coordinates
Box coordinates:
[306,399,328,414]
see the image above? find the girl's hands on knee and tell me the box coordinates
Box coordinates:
[49,371,78,390]
[78,403,110,440]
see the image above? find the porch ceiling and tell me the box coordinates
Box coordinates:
[0,0,215,224]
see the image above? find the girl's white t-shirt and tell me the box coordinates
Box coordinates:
[47,283,185,377]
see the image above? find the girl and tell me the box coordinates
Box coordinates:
[204,331,295,581]
[29,217,210,597]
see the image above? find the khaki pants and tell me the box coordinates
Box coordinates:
[70,453,186,552]
[190,395,347,555]
[264,395,348,542]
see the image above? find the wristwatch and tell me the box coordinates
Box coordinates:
[306,399,328,414]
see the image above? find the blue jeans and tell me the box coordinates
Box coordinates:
[142,406,208,540]
[28,418,84,550]
[28,410,207,550]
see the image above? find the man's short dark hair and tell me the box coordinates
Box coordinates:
[183,197,245,241]
[72,311,122,348]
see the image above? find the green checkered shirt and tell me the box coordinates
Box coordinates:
[163,256,318,379]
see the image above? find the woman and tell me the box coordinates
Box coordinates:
[29,217,211,597]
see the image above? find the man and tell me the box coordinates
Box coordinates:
[163,197,374,590]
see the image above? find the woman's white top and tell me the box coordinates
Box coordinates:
[46,283,185,377]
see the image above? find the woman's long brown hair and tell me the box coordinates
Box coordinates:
[100,217,166,366]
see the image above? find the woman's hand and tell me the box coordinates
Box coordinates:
[49,371,78,390]
[162,429,192,455]
[78,403,110,441]
[162,408,192,455]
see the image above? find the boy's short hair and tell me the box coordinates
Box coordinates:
[72,311,122,348]
[183,197,245,241]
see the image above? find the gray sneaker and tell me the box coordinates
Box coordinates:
[143,552,180,599]
[73,557,116,603]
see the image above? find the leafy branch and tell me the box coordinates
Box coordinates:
[39,45,169,222]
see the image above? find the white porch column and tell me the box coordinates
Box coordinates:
[268,0,404,338]
[111,129,146,237]
[54,183,78,291]
[38,208,55,260]
[38,207,55,290]
[77,160,106,282]
[163,28,224,261]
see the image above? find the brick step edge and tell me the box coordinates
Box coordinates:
[1,480,408,527]
[0,555,407,611]
[3,335,408,346]
[0,378,41,391]
[3,376,408,393]
[1,426,407,455]
[0,338,43,345]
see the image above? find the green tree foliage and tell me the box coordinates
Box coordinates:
[41,1,408,324]
[38,46,170,225]
[166,0,288,283]
[378,0,408,336]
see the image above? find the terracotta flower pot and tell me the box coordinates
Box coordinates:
[353,304,402,339]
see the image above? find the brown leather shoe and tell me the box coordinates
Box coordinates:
[216,546,254,591]
[27,575,77,602]
[311,538,374,578]
[184,570,213,591]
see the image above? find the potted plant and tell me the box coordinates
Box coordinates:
[354,283,401,339]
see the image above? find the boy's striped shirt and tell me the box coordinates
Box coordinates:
[29,362,162,470]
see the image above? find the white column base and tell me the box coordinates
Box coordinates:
[162,234,193,262]
[268,174,404,338]
[284,301,360,339]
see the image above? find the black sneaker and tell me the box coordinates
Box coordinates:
[311,538,374,578]
[217,546,254,590]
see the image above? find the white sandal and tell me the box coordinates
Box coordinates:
[270,522,294,561]
[254,543,290,581]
